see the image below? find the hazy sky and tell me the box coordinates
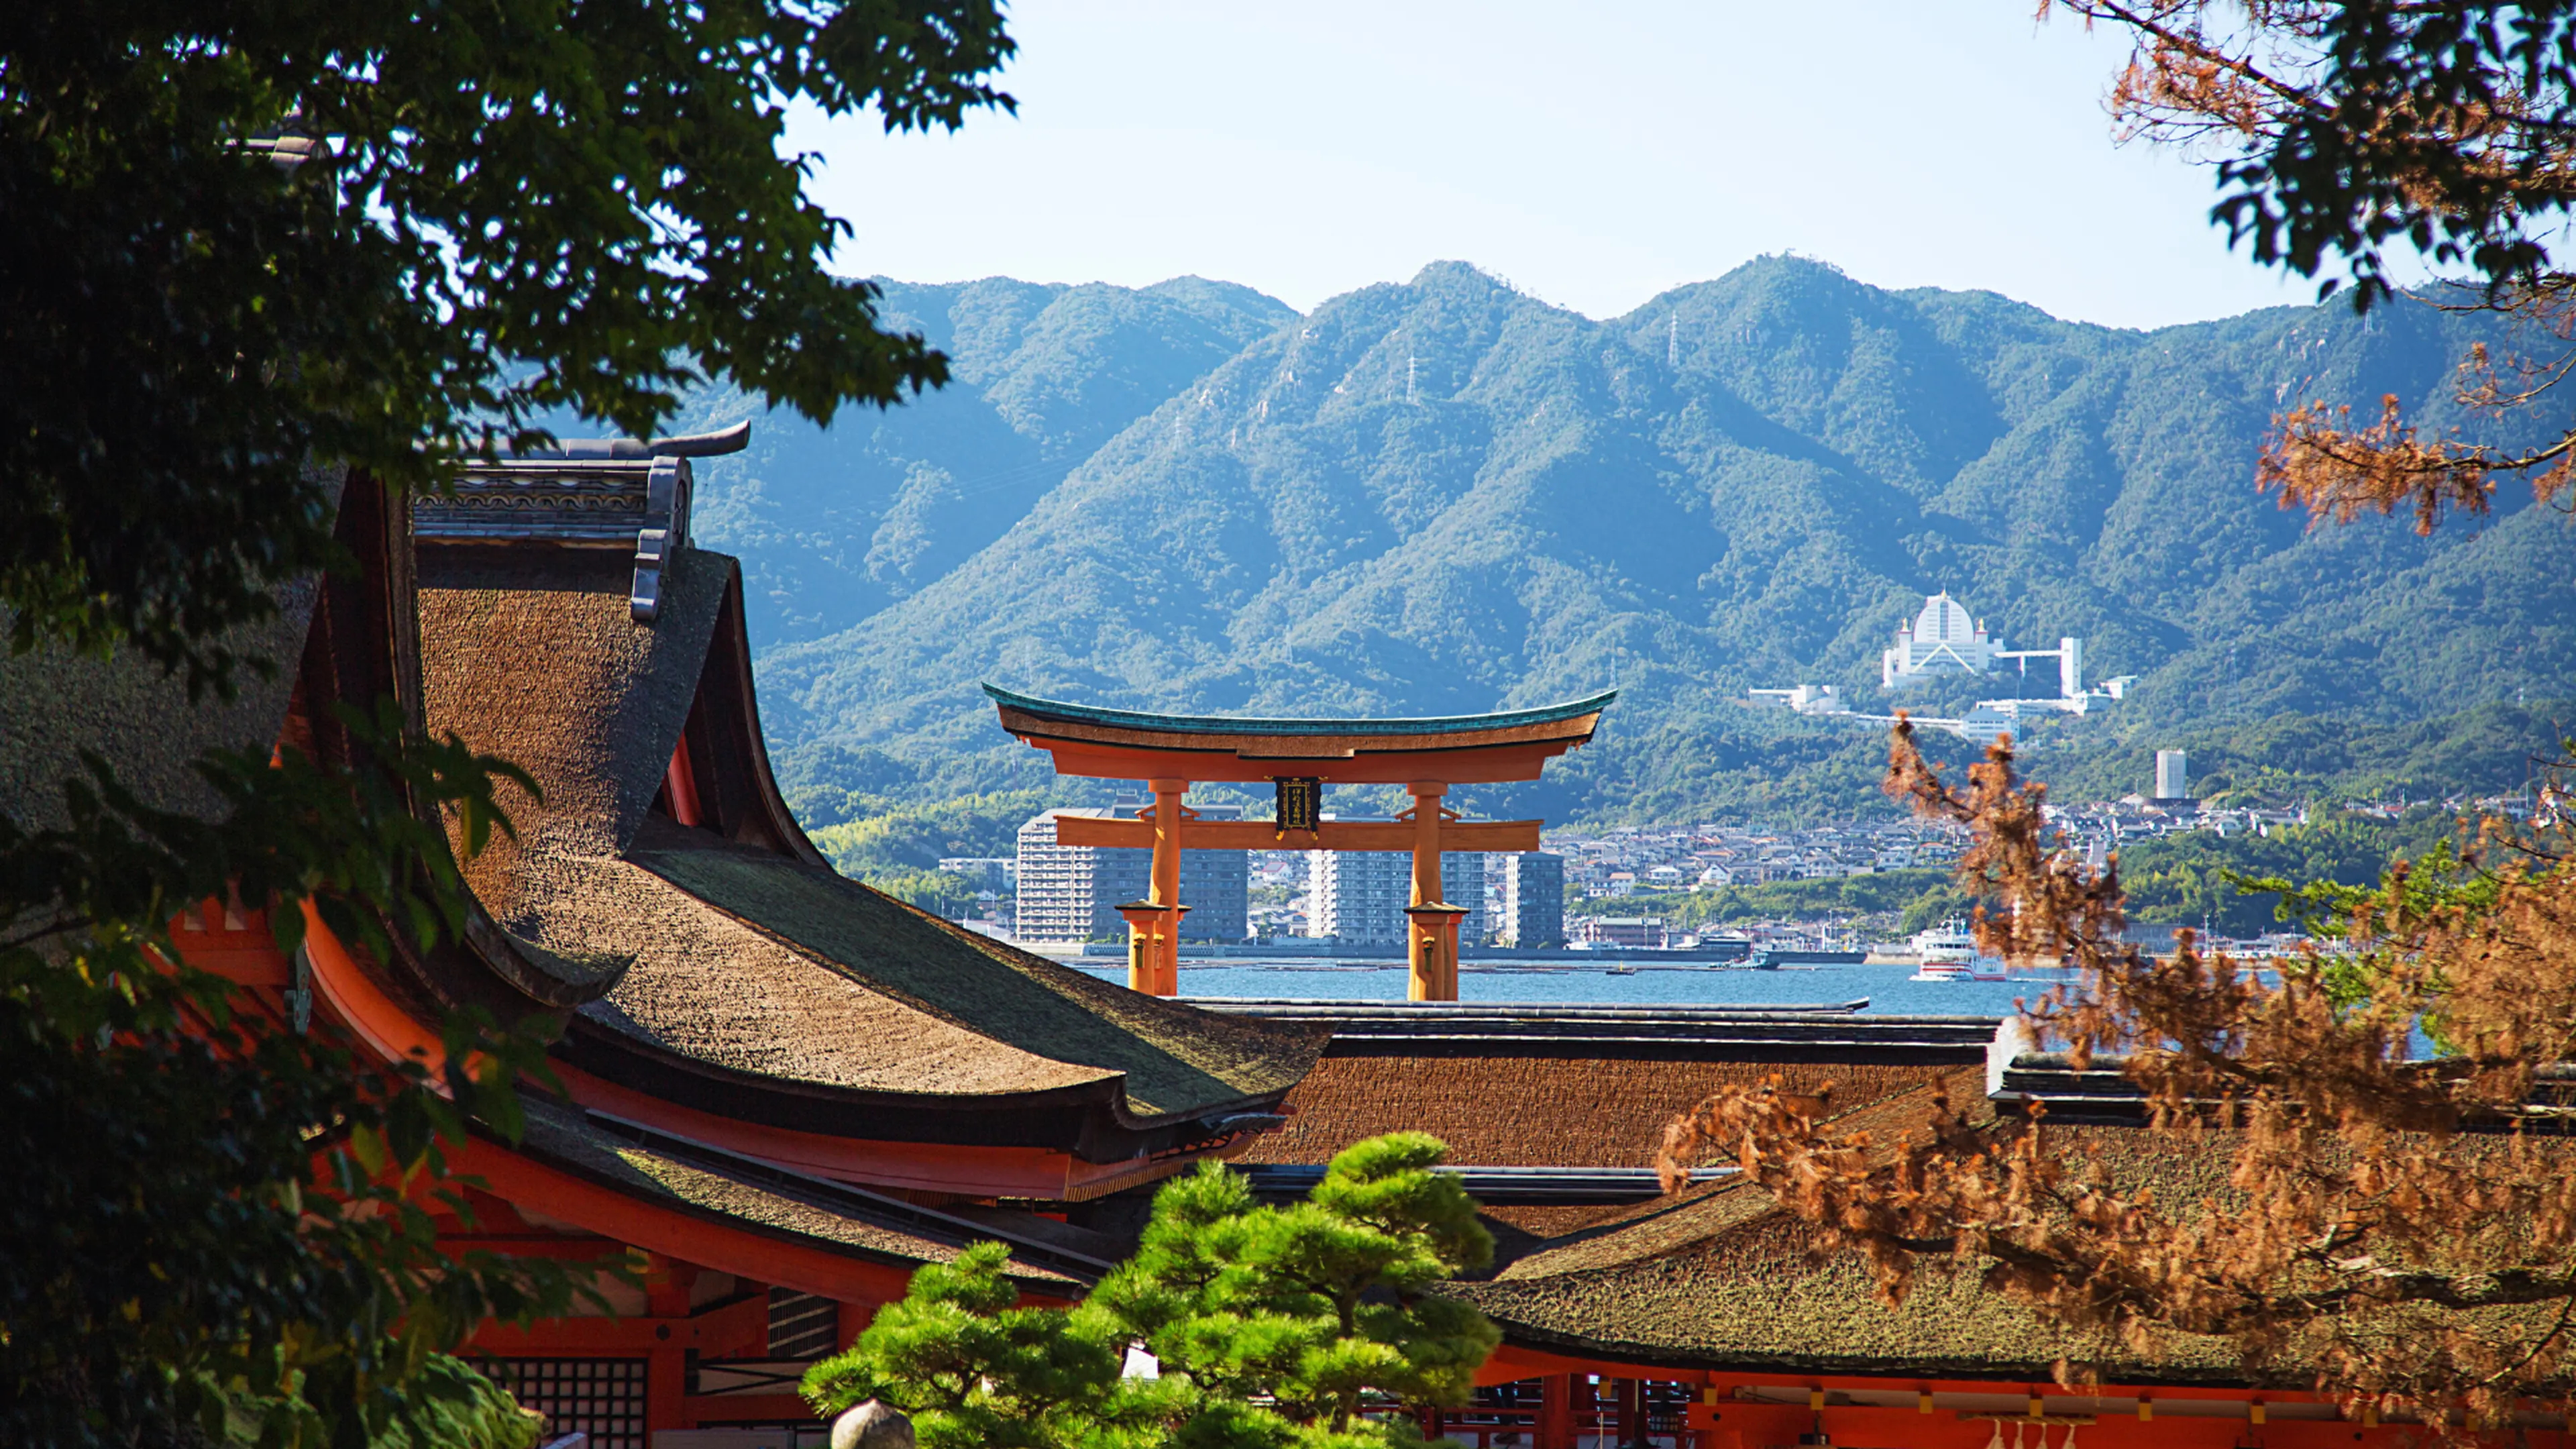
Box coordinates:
[786,1,2320,332]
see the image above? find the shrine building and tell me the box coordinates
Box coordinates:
[5,433,1317,1445]
[1218,1003,2569,1448]
[13,423,2561,1448]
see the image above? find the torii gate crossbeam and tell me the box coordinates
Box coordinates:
[986,686,1613,1002]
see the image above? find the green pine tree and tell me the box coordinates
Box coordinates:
[799,1242,1183,1449]
[805,1133,1500,1449]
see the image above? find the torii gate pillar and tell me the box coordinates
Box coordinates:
[1138,778,1190,995]
[1405,782,1460,1001]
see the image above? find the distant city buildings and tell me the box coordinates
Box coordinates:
[1498,852,1565,948]
[1746,683,1843,715]
[1307,847,1484,946]
[936,857,1015,894]
[1307,850,1407,947]
[1013,812,1133,943]
[1013,806,1247,943]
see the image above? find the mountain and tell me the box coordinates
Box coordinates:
[673,258,2576,826]
[667,275,1297,648]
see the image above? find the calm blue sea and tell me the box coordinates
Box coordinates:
[1065,957,2047,1017]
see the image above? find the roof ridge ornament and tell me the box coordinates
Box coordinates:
[411,423,750,623]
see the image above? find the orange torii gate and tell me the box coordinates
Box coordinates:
[985,685,1615,1002]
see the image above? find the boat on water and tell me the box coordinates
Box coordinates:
[1749,946,1866,970]
[1907,917,2007,982]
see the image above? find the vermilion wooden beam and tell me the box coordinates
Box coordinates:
[299,900,452,1078]
[467,1292,766,1356]
[661,728,706,829]
[1052,816,1542,853]
[167,898,294,985]
[435,1234,633,1261]
[1471,1344,2424,1448]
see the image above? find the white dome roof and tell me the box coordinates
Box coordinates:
[1909,592,1977,645]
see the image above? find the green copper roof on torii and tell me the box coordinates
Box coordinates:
[981,684,1617,739]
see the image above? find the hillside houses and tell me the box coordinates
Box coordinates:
[1543,819,1964,902]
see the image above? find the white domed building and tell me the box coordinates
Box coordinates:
[1881,591,2002,688]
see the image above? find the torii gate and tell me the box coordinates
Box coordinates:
[985,685,1614,1002]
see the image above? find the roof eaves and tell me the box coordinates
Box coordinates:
[1460,1317,2269,1389]
[578,1107,1118,1283]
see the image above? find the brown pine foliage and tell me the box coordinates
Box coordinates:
[2051,0,2576,531]
[1658,720,2576,1430]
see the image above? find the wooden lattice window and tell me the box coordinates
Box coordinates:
[490,1357,649,1449]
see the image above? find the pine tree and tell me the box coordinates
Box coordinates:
[799,1243,1181,1449]
[805,1133,1500,1449]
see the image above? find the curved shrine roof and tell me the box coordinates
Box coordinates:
[413,544,1319,1154]
[1446,1065,2257,1380]
[1445,1063,2576,1387]
[507,1093,1093,1290]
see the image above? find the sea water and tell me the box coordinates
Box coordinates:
[1067,957,2054,1017]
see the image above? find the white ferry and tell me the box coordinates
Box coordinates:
[1907,917,2007,982]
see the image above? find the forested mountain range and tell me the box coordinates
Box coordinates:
[662,257,2576,830]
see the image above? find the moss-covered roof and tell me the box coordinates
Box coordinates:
[416,545,723,924]
[1443,1065,2220,1378]
[508,1094,1085,1287]
[415,544,1319,1125]
[527,821,1314,1115]
[1448,1067,2569,1386]
[631,833,1317,1115]
[1251,1055,1947,1168]
[0,580,318,832]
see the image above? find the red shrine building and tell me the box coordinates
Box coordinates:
[19,432,1314,1446]
[19,425,2551,1448]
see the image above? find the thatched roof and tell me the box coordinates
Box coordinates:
[508,1093,1092,1289]
[413,541,1319,1149]
[1252,1054,1951,1169]
[1442,1065,2257,1380]
[0,580,318,832]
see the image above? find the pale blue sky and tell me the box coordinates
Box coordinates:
[785,1,2320,331]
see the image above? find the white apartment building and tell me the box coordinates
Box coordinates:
[1012,807,1247,944]
[2155,749,2190,800]
[1498,851,1566,948]
[1307,849,1485,946]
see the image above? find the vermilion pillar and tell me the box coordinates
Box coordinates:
[1405,782,1448,1000]
[1538,1373,1576,1449]
[1405,904,1468,1002]
[1117,902,1179,996]
[643,1255,696,1432]
[837,1299,869,1352]
[1145,780,1190,994]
